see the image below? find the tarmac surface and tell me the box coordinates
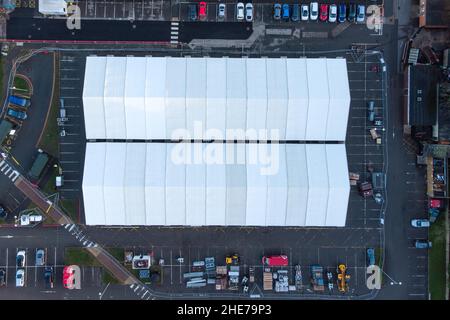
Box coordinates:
[0,0,431,300]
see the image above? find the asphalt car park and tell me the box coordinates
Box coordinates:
[0,247,102,292]
[57,54,87,201]
[75,0,168,21]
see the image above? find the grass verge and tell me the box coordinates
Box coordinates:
[429,213,447,300]
[37,53,59,158]
[13,76,30,95]
[64,247,100,267]
[101,248,125,284]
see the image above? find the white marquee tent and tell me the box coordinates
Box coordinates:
[82,142,350,227]
[82,56,350,141]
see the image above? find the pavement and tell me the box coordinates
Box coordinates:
[0,0,432,300]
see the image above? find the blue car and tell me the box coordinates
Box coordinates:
[366,248,375,266]
[282,4,290,20]
[7,108,27,120]
[338,3,346,23]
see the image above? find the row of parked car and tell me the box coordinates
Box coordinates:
[5,95,30,121]
[0,249,53,288]
[188,2,367,23]
[274,3,366,23]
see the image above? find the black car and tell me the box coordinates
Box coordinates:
[44,267,54,289]
[188,4,197,21]
[0,269,5,286]
[347,3,356,22]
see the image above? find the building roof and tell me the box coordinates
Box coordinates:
[82,142,350,227]
[82,56,350,141]
[420,0,450,28]
[38,0,67,15]
[408,64,440,127]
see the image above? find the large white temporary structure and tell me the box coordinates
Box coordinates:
[82,56,350,141]
[82,142,350,227]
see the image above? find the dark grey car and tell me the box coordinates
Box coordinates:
[188,4,197,21]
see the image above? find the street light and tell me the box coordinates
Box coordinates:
[381,269,402,286]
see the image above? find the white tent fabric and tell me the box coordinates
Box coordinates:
[82,56,350,141]
[38,0,67,15]
[82,142,350,227]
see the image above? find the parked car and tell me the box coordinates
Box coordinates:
[348,2,356,22]
[16,269,25,287]
[236,2,245,20]
[368,110,375,122]
[301,4,309,21]
[262,255,289,266]
[338,3,346,23]
[328,4,337,23]
[415,240,432,249]
[282,4,290,21]
[411,219,430,228]
[0,269,5,286]
[368,100,375,111]
[218,3,226,20]
[44,267,54,289]
[356,4,365,23]
[291,4,300,21]
[245,3,253,22]
[188,4,197,21]
[35,249,45,266]
[319,4,328,22]
[273,3,282,20]
[16,250,26,268]
[310,2,319,20]
[366,248,375,266]
[198,1,207,21]
[63,266,77,289]
[7,108,27,120]
[8,95,30,108]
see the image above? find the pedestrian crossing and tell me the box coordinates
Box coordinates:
[0,158,20,182]
[129,283,152,300]
[170,21,179,45]
[62,223,98,248]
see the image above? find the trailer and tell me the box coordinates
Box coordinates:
[228,265,240,290]
[263,270,273,291]
[310,265,325,292]
[294,265,302,290]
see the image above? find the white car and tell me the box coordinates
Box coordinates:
[16,269,24,287]
[411,219,430,228]
[301,4,309,21]
[328,4,337,22]
[236,2,245,20]
[16,250,25,267]
[245,3,253,22]
[356,4,365,23]
[310,2,318,20]
[218,3,226,20]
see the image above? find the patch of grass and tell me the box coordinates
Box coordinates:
[60,199,78,223]
[102,270,120,284]
[106,247,124,262]
[429,213,446,300]
[64,247,100,267]
[13,76,30,95]
[37,53,59,158]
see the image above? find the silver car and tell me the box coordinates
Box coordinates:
[245,3,253,22]
[36,248,45,266]
[411,219,430,228]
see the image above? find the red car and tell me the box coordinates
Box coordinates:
[63,266,75,289]
[319,4,328,21]
[262,255,289,267]
[199,1,207,20]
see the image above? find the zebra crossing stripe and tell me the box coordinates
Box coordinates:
[134,286,140,292]
[64,224,71,229]
[68,225,75,232]
[130,284,135,289]
[141,290,149,298]
[83,240,89,246]
[79,235,86,242]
